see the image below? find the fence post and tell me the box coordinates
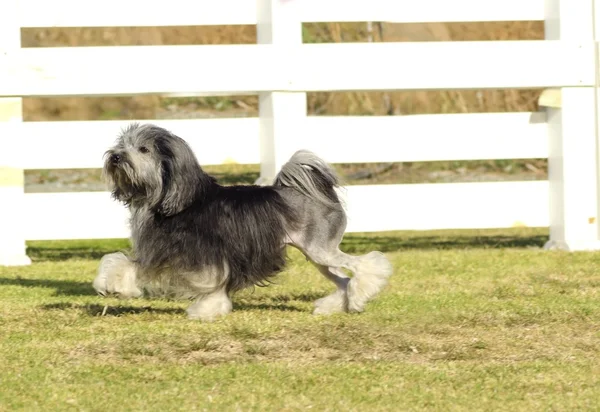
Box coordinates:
[543,0,600,251]
[256,0,307,184]
[0,0,31,265]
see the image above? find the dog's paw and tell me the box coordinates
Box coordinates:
[313,289,348,315]
[186,291,232,321]
[92,270,109,297]
[94,252,141,299]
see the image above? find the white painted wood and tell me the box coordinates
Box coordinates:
[538,88,562,108]
[342,181,549,233]
[8,118,260,169]
[0,0,30,266]
[303,112,549,163]
[545,0,594,40]
[543,0,600,251]
[300,0,544,23]
[1,185,35,264]
[545,90,600,250]
[19,0,257,27]
[23,181,549,240]
[23,192,131,241]
[257,93,307,181]
[257,0,306,181]
[7,112,547,170]
[291,41,593,92]
[0,45,287,97]
[0,41,591,98]
[17,0,544,27]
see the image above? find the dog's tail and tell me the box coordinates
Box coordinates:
[273,150,343,209]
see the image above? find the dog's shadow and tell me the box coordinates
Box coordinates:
[233,302,306,313]
[3,277,326,316]
[42,302,185,317]
[41,301,308,316]
[30,287,323,316]
[232,290,324,313]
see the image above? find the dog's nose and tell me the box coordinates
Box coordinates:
[110,153,122,165]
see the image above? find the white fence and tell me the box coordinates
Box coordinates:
[0,0,598,265]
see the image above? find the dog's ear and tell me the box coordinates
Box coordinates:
[157,135,214,216]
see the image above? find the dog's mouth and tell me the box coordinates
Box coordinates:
[104,159,143,203]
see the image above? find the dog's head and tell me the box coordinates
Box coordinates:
[104,123,214,215]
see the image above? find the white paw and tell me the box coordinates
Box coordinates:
[92,269,109,296]
[313,289,348,315]
[186,291,232,321]
[347,251,392,312]
[94,252,142,299]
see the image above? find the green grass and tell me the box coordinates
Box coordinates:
[2,228,600,411]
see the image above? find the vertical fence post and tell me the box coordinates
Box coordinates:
[543,0,600,251]
[256,0,306,183]
[0,0,31,265]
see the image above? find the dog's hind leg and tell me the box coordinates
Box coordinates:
[345,250,393,313]
[298,246,393,314]
[312,264,350,315]
[282,189,393,314]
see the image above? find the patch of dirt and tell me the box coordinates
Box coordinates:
[65,320,599,368]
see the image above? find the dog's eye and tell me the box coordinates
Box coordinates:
[139,146,150,154]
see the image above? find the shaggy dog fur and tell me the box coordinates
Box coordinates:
[93,123,392,321]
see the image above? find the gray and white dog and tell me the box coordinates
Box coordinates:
[93,123,392,321]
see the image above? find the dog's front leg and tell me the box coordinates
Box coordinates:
[93,252,142,299]
[186,288,232,321]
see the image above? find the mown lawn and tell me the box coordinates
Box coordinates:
[1,228,600,411]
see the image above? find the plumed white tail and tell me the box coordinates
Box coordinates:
[274,150,343,209]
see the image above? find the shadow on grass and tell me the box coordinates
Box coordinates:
[240,290,325,303]
[232,291,325,312]
[41,302,184,317]
[41,301,307,316]
[0,277,96,296]
[233,302,306,313]
[270,291,325,302]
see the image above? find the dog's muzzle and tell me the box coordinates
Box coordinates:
[110,153,122,166]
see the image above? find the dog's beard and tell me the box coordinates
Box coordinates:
[105,162,143,204]
[105,159,166,210]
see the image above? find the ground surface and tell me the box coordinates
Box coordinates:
[2,228,600,411]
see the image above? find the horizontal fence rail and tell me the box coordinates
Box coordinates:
[23,181,549,241]
[18,0,544,27]
[4,112,548,170]
[0,41,592,97]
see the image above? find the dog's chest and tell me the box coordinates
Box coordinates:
[129,207,155,242]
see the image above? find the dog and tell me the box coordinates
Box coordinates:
[93,123,393,321]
